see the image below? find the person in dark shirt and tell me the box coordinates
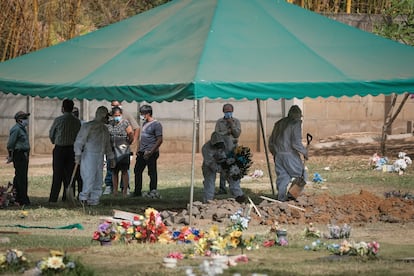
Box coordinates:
[48,99,81,203]
[7,111,31,206]
[134,105,162,199]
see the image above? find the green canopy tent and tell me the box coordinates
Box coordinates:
[1,0,414,220]
[1,0,414,100]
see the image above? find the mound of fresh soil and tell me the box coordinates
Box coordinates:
[255,190,414,225]
[178,190,414,227]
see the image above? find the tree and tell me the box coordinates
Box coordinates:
[374,0,414,156]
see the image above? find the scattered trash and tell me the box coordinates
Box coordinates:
[384,190,414,200]
[369,152,412,175]
[369,153,388,170]
[393,152,412,175]
[250,169,264,178]
[312,173,325,184]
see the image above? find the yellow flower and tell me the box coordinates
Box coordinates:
[117,226,125,234]
[49,250,64,257]
[158,232,172,244]
[195,238,208,254]
[135,232,142,239]
[20,210,29,218]
[230,237,240,248]
[0,254,6,265]
[127,227,134,235]
[214,237,227,249]
[46,256,65,270]
[230,230,243,238]
[208,225,219,239]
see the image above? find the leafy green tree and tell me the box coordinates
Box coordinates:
[375,0,414,45]
[374,0,414,156]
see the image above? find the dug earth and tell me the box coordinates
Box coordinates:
[165,190,414,227]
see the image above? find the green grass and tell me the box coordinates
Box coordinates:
[0,154,413,275]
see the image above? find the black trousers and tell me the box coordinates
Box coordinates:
[13,150,30,205]
[134,151,159,195]
[49,145,75,202]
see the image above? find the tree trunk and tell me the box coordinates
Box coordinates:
[380,93,410,156]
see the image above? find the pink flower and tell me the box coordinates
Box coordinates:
[368,241,380,255]
[235,255,248,263]
[167,252,184,260]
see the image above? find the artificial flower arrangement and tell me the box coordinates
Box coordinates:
[327,240,380,257]
[263,221,289,247]
[304,239,380,258]
[222,145,253,181]
[312,173,325,184]
[93,208,171,245]
[226,208,257,252]
[92,220,116,244]
[326,224,352,239]
[0,249,90,275]
[171,226,204,244]
[128,208,171,243]
[191,209,258,256]
[369,153,389,170]
[36,250,77,274]
[393,152,412,175]
[0,249,30,273]
[0,182,16,208]
[303,222,321,238]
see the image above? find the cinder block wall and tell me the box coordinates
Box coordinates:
[303,95,414,141]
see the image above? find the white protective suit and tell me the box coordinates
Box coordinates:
[74,107,114,205]
[201,132,244,202]
[268,106,307,201]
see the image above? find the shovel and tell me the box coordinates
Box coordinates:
[288,133,313,199]
[65,163,78,207]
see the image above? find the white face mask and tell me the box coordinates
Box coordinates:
[20,119,29,127]
[140,115,146,121]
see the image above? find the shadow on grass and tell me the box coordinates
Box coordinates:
[24,187,272,216]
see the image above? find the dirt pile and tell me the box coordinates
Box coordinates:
[169,190,414,227]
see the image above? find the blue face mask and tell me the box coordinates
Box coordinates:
[114,116,122,122]
[224,112,233,119]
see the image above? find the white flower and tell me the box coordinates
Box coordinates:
[46,256,65,270]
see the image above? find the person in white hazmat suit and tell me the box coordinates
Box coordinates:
[201,131,245,203]
[74,106,114,206]
[268,105,308,202]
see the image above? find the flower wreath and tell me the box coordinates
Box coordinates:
[222,145,253,181]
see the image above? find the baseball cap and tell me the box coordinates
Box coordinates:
[14,111,30,120]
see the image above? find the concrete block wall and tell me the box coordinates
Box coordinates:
[303,95,414,141]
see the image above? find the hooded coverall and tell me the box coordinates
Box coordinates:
[201,133,244,202]
[74,119,114,205]
[269,118,307,201]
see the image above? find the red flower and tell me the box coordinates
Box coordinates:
[263,240,276,247]
[120,221,131,229]
[92,231,100,241]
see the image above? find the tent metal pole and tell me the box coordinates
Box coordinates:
[189,99,198,225]
[256,98,275,195]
